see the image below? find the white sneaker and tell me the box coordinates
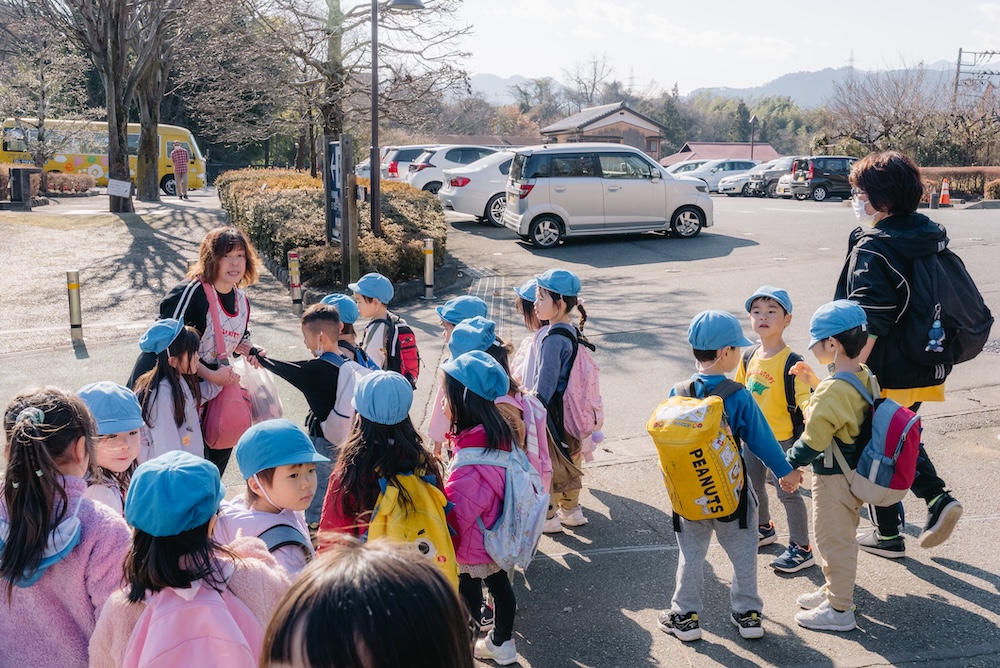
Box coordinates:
[474,632,518,665]
[542,516,564,533]
[558,506,589,527]
[795,601,857,632]
[796,587,829,610]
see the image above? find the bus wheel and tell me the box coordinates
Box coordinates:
[160,175,177,196]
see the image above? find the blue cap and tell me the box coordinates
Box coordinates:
[348,272,393,304]
[139,318,185,354]
[745,286,793,314]
[320,293,359,324]
[513,278,537,302]
[125,451,226,537]
[808,300,868,349]
[535,269,581,297]
[441,351,510,401]
[352,371,413,425]
[235,418,330,479]
[436,295,489,325]
[687,311,754,350]
[77,381,144,436]
[448,316,496,358]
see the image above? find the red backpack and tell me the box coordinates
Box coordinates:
[370,313,420,388]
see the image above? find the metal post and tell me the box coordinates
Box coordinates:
[67,270,83,341]
[370,0,382,237]
[288,250,303,315]
[422,238,434,299]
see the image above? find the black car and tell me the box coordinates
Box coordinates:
[747,156,799,198]
[789,155,857,201]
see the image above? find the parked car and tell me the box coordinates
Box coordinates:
[775,173,794,198]
[502,143,713,249]
[381,144,437,182]
[718,161,777,197]
[355,158,371,179]
[681,159,761,192]
[405,145,498,194]
[664,159,708,175]
[789,155,857,201]
[438,151,513,226]
[746,156,797,197]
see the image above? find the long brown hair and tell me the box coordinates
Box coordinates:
[186,226,261,287]
[1,387,95,601]
[133,325,202,428]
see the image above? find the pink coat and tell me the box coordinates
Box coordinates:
[444,426,507,566]
[214,495,313,577]
[0,476,131,668]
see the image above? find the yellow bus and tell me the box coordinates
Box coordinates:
[0,118,206,195]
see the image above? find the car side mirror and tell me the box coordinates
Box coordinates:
[710,167,719,173]
[650,170,661,182]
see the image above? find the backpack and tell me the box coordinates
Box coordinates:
[544,327,604,457]
[741,345,805,440]
[828,372,921,506]
[123,581,262,668]
[365,472,459,589]
[646,380,746,524]
[201,282,252,450]
[367,313,420,388]
[339,340,380,371]
[449,446,550,571]
[319,352,375,445]
[257,524,314,562]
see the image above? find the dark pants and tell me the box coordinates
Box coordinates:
[307,435,338,526]
[205,446,233,478]
[459,571,516,644]
[873,402,948,536]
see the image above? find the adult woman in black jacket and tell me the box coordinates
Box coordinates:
[834,151,963,559]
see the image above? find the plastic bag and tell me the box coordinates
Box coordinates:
[233,357,283,423]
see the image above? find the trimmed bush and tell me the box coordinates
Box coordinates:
[44,172,96,194]
[919,166,1000,200]
[986,179,1000,200]
[0,168,41,200]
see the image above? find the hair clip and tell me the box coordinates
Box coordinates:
[15,407,44,425]
[10,482,19,489]
[577,298,586,306]
[34,469,43,478]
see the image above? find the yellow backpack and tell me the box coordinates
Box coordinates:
[646,380,746,524]
[365,472,459,590]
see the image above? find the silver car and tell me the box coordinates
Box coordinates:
[682,159,761,192]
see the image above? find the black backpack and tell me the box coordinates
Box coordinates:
[740,344,804,440]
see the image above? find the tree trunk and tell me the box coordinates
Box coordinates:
[104,72,134,214]
[295,125,307,171]
[137,55,170,202]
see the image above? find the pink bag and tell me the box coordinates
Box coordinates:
[201,282,252,450]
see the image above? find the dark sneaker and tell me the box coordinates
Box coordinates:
[858,530,906,559]
[758,521,777,547]
[731,610,765,639]
[771,544,816,573]
[919,493,963,548]
[479,604,495,633]
[657,610,702,642]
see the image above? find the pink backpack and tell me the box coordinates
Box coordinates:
[497,393,553,491]
[544,327,605,461]
[123,581,262,668]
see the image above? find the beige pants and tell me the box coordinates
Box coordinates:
[549,451,584,516]
[812,473,863,611]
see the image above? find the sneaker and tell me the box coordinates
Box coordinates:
[857,530,906,559]
[656,610,702,642]
[730,610,765,639]
[757,521,777,547]
[795,600,857,632]
[558,506,589,527]
[479,604,495,633]
[542,516,564,534]
[796,586,829,610]
[771,544,816,573]
[919,493,963,548]
[474,632,518,665]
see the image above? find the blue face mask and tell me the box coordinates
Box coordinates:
[0,496,83,588]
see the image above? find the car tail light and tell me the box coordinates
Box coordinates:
[388,161,399,177]
[516,183,534,199]
[449,176,470,188]
[411,162,432,172]
[808,162,814,179]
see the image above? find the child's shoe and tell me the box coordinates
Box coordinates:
[757,521,777,547]
[796,586,829,610]
[730,610,764,639]
[558,505,589,527]
[474,632,518,665]
[479,604,495,633]
[795,601,857,632]
[857,530,906,558]
[542,516,564,533]
[918,493,962,548]
[770,543,815,573]
[657,610,701,641]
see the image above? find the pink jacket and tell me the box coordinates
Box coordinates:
[88,537,291,668]
[214,495,313,577]
[0,476,131,668]
[444,426,507,566]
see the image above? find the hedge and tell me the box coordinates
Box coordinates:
[986,179,1000,200]
[216,168,447,288]
[919,166,1000,200]
[44,172,96,194]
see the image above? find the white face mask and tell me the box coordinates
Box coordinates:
[852,196,876,226]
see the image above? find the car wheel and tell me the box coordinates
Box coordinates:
[670,206,704,238]
[484,193,506,227]
[794,192,808,201]
[740,183,751,197]
[766,181,778,198]
[160,175,176,196]
[423,181,442,195]
[528,216,562,249]
[811,185,828,202]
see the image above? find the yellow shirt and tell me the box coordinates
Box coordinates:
[800,366,879,462]
[736,346,813,441]
[882,384,945,407]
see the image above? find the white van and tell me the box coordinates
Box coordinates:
[502,143,713,248]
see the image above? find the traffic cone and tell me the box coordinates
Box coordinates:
[940,178,951,206]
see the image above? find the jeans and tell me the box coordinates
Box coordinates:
[459,571,516,643]
[308,435,338,526]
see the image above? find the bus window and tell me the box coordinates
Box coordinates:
[3,127,29,152]
[128,134,139,156]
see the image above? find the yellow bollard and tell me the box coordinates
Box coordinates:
[67,270,83,341]
[423,238,434,300]
[288,249,302,315]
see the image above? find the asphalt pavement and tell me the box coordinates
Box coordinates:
[2,191,1000,666]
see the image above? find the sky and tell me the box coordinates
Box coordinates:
[454,0,1000,95]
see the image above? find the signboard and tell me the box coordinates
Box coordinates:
[327,141,343,243]
[107,179,132,198]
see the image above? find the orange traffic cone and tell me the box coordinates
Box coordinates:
[940,178,951,206]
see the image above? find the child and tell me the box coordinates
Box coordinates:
[89,451,291,667]
[350,272,397,370]
[261,539,474,668]
[735,286,815,573]
[133,318,221,463]
[318,371,444,540]
[786,300,876,632]
[529,268,587,533]
[658,311,802,642]
[214,419,330,577]
[321,292,377,368]
[253,304,344,526]
[437,295,489,343]
[442,351,519,665]
[509,278,549,387]
[77,381,144,514]
[0,387,131,668]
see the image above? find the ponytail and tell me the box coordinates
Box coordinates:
[1,388,95,601]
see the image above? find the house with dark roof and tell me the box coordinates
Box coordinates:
[659,141,782,166]
[540,102,666,158]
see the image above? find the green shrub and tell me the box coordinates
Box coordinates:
[919,166,1000,200]
[985,179,1000,200]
